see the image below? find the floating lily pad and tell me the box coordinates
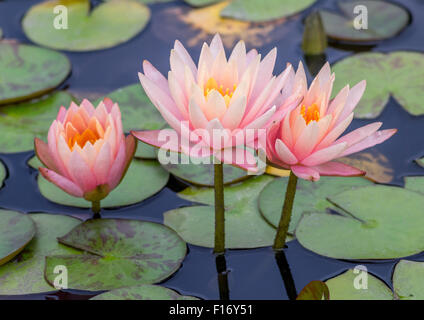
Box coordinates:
[296,185,424,260]
[221,0,316,22]
[45,219,187,290]
[36,158,169,208]
[0,42,70,105]
[0,210,35,266]
[0,161,5,186]
[183,0,222,7]
[332,51,424,118]
[164,175,284,249]
[296,281,329,300]
[320,0,409,42]
[393,260,424,300]
[259,176,372,234]
[22,0,150,51]
[0,214,80,294]
[91,284,198,300]
[404,176,424,194]
[0,91,74,153]
[325,269,393,300]
[158,152,249,186]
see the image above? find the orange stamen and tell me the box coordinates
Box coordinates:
[204,77,237,106]
[301,103,320,125]
[67,127,100,150]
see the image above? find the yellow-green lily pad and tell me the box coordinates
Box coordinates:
[332,51,424,118]
[221,0,316,22]
[183,0,222,7]
[91,284,199,300]
[0,42,70,105]
[259,176,372,234]
[22,0,150,52]
[164,175,283,249]
[0,91,74,153]
[33,158,169,208]
[0,213,81,294]
[0,210,36,266]
[45,219,187,290]
[296,185,424,260]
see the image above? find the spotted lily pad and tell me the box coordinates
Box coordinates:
[35,158,169,208]
[158,152,249,186]
[325,269,393,300]
[0,210,35,266]
[296,185,424,260]
[164,175,282,249]
[259,176,372,234]
[91,284,199,300]
[0,42,70,105]
[44,219,187,290]
[393,260,424,300]
[22,0,150,52]
[0,214,80,294]
[320,0,409,42]
[0,91,74,153]
[332,51,424,118]
[221,0,316,22]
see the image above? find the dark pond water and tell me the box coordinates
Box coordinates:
[0,0,424,300]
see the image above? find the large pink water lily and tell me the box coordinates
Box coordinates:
[132,34,300,171]
[34,99,137,201]
[266,62,397,181]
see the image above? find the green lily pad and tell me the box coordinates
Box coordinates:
[221,0,316,22]
[296,281,329,300]
[0,91,74,153]
[332,51,424,118]
[0,42,70,105]
[0,214,81,294]
[0,161,6,186]
[164,175,285,249]
[158,152,249,186]
[404,176,424,194]
[183,0,222,7]
[45,219,187,290]
[320,0,409,42]
[91,284,199,300]
[393,260,424,300]
[98,84,167,159]
[325,269,393,300]
[296,185,424,260]
[22,0,150,52]
[35,158,169,208]
[259,176,372,234]
[0,210,35,266]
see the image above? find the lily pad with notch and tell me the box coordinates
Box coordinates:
[44,219,187,290]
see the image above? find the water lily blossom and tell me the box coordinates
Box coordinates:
[34,98,137,212]
[266,62,397,182]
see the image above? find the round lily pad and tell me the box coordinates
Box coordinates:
[158,152,249,187]
[164,175,286,249]
[0,214,81,295]
[44,219,187,290]
[259,176,372,234]
[91,285,198,300]
[332,51,424,118]
[22,0,150,52]
[393,260,424,300]
[0,42,70,105]
[0,210,35,266]
[0,91,74,153]
[296,185,424,260]
[325,269,393,300]
[221,0,316,22]
[320,0,409,42]
[36,158,169,208]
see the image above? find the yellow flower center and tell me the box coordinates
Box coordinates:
[204,77,236,106]
[301,103,320,125]
[68,128,100,150]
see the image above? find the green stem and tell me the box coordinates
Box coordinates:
[91,200,101,219]
[214,162,225,254]
[273,171,298,250]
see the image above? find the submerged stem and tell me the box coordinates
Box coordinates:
[91,200,101,219]
[214,162,225,254]
[273,171,298,250]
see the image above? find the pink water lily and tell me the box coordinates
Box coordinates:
[266,62,397,181]
[34,98,137,201]
[132,34,300,171]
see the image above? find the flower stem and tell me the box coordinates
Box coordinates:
[273,171,298,250]
[214,162,225,254]
[91,200,101,219]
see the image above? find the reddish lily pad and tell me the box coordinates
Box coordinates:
[296,281,329,300]
[91,285,199,300]
[45,219,187,290]
[22,0,150,52]
[0,42,70,105]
